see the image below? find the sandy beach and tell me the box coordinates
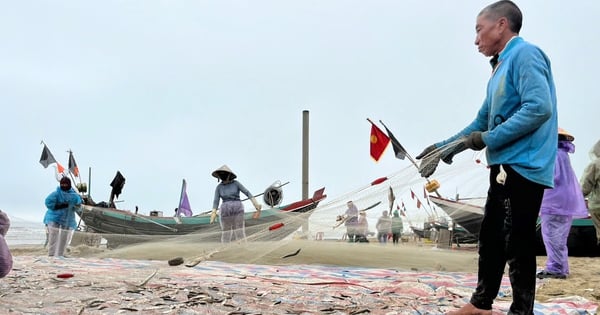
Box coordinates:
[2,239,599,314]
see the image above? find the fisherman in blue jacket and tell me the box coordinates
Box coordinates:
[43,177,82,257]
[415,1,558,314]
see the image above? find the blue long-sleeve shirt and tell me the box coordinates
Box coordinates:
[212,180,253,210]
[437,37,558,188]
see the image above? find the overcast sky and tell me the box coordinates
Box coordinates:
[2,1,598,223]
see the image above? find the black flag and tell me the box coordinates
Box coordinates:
[380,123,407,160]
[39,144,57,168]
[110,171,126,198]
[68,151,79,177]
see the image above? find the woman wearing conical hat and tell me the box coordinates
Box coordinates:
[537,128,587,279]
[210,165,262,243]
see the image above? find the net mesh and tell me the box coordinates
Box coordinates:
[58,150,489,263]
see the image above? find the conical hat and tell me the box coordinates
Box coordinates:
[558,128,574,141]
[212,165,237,180]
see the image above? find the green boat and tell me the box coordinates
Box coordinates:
[76,187,327,247]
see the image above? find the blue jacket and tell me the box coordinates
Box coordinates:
[438,37,558,188]
[43,187,83,229]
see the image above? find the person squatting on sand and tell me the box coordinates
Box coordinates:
[356,211,369,242]
[581,139,600,243]
[43,177,83,257]
[537,129,587,280]
[0,210,13,277]
[415,1,558,314]
[343,201,359,242]
[210,165,262,243]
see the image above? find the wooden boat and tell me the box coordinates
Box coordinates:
[429,196,484,237]
[76,187,327,246]
[410,219,477,245]
[430,195,600,257]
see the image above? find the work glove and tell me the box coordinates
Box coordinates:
[439,142,467,165]
[53,202,69,210]
[251,197,262,219]
[210,209,218,224]
[415,144,440,178]
[441,132,486,164]
[463,131,486,150]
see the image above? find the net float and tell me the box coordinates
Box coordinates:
[269,222,284,231]
[57,273,74,279]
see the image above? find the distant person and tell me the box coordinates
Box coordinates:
[581,139,600,244]
[0,210,13,278]
[415,1,558,314]
[210,165,262,243]
[342,201,359,242]
[356,211,369,243]
[43,177,82,257]
[375,210,392,244]
[537,129,588,279]
[391,210,404,245]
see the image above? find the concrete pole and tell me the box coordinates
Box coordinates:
[302,110,309,200]
[301,110,310,237]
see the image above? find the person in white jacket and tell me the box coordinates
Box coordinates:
[581,139,600,244]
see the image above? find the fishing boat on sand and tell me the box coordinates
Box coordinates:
[429,195,600,257]
[75,171,327,246]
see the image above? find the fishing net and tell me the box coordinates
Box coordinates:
[57,149,489,263]
[7,151,600,314]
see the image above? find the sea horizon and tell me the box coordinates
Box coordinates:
[4,216,46,246]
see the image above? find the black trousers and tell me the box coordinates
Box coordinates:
[470,165,545,315]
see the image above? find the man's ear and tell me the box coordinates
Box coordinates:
[497,16,509,33]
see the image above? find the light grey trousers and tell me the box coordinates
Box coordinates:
[47,222,73,257]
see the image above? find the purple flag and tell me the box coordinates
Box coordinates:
[177,179,193,217]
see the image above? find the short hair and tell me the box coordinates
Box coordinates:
[480,0,522,34]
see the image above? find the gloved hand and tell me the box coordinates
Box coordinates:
[415,144,440,178]
[440,142,467,164]
[463,131,486,150]
[440,132,486,164]
[53,202,69,210]
[210,209,218,224]
[251,197,262,219]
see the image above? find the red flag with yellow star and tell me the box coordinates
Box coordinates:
[369,121,390,162]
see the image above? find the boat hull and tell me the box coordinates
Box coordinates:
[430,196,600,257]
[76,188,326,246]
